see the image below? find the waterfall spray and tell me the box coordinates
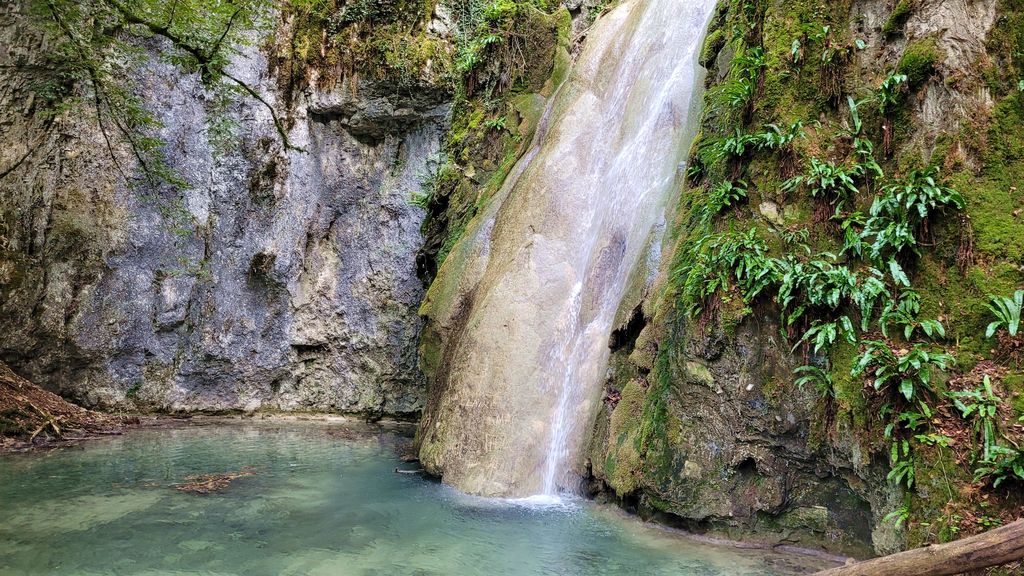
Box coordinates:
[417,0,717,498]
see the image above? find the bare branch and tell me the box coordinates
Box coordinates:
[105,0,300,151]
[221,69,302,151]
[207,6,245,63]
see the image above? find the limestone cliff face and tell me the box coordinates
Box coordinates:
[0,4,450,415]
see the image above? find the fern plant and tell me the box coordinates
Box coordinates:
[879,290,946,341]
[794,365,834,397]
[776,255,886,329]
[783,158,858,200]
[878,73,909,115]
[853,341,954,402]
[700,180,748,225]
[883,505,910,528]
[717,46,766,111]
[675,229,778,316]
[721,129,757,158]
[860,166,965,262]
[846,95,866,136]
[985,290,1024,338]
[883,403,932,489]
[975,445,1024,487]
[753,121,806,151]
[797,317,856,353]
[949,376,1002,462]
[852,137,884,181]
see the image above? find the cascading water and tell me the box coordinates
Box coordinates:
[416,0,717,497]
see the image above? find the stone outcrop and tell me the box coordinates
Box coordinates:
[0,4,449,415]
[584,0,1016,560]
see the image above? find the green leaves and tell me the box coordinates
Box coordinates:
[31,0,287,188]
[878,73,908,115]
[985,289,1024,338]
[847,95,864,136]
[882,403,936,489]
[754,121,806,150]
[702,121,807,168]
[853,341,953,401]
[883,505,910,528]
[888,259,910,287]
[888,445,915,488]
[974,446,1024,487]
[878,290,947,341]
[699,180,748,225]
[860,167,965,262]
[674,228,778,317]
[782,158,858,207]
[775,254,886,330]
[790,38,802,64]
[797,317,856,354]
[721,129,755,157]
[794,365,834,397]
[950,375,1003,463]
[715,45,766,111]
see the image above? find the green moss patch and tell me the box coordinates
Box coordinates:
[882,1,915,36]
[898,37,941,87]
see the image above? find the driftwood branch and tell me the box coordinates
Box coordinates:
[813,519,1024,576]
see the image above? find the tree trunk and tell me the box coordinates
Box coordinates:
[813,519,1024,576]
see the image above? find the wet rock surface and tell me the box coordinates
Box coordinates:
[586,316,885,559]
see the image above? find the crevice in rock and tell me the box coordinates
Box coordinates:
[291,343,329,356]
[415,184,452,286]
[735,456,759,476]
[609,304,646,353]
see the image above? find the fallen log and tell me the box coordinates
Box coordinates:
[813,519,1024,576]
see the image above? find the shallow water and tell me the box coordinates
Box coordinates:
[0,421,831,575]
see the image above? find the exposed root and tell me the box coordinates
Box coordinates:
[882,117,893,157]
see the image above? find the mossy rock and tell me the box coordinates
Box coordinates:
[882,0,915,36]
[604,378,648,493]
[700,28,726,69]
[898,37,942,87]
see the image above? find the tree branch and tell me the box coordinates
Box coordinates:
[221,69,302,152]
[207,6,245,63]
[106,0,300,151]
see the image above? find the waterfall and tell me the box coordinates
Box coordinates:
[417,0,717,498]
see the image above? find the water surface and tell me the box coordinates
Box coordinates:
[0,421,831,575]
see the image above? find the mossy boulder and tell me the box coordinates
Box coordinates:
[898,37,942,86]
